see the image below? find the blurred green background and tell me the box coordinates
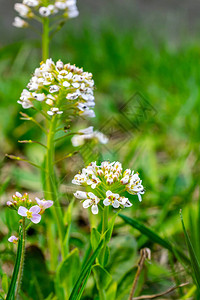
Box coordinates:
[0,0,200,299]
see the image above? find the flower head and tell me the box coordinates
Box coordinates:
[7,192,53,222]
[13,0,79,28]
[72,161,145,214]
[18,59,95,119]
[18,205,41,223]
[8,235,19,244]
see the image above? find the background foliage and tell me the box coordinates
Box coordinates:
[0,0,200,299]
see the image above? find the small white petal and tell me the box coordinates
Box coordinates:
[74,191,87,199]
[63,81,70,87]
[29,205,41,214]
[113,200,120,208]
[103,198,110,206]
[138,194,142,202]
[106,190,112,197]
[18,206,28,217]
[91,205,98,214]
[88,192,96,199]
[83,199,91,208]
[31,214,41,224]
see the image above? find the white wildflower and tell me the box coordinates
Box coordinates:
[47,107,63,116]
[23,0,39,7]
[13,17,28,28]
[14,3,31,18]
[71,126,108,147]
[103,191,120,208]
[82,192,100,215]
[39,6,51,17]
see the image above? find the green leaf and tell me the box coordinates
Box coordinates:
[75,269,91,300]
[22,246,54,299]
[64,199,74,225]
[105,212,118,244]
[106,281,117,300]
[119,213,190,267]
[6,230,23,300]
[92,264,112,291]
[91,228,101,251]
[107,235,137,283]
[57,248,80,297]
[63,200,74,254]
[2,274,8,294]
[180,211,200,290]
[99,245,110,267]
[69,239,104,300]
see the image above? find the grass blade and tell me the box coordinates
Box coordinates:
[69,239,104,300]
[119,213,190,267]
[75,269,91,300]
[180,210,200,290]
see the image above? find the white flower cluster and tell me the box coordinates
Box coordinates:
[13,0,79,28]
[71,126,108,147]
[18,59,95,118]
[72,161,145,214]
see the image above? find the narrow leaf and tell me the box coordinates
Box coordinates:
[69,239,104,300]
[75,270,91,300]
[180,210,200,290]
[91,228,101,251]
[6,230,23,300]
[119,213,190,267]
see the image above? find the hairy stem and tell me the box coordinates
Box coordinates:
[15,218,26,299]
[44,115,66,259]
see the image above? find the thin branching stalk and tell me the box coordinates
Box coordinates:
[129,248,151,300]
[15,218,26,299]
[132,282,189,300]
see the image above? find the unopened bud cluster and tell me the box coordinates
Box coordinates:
[72,161,145,214]
[18,59,95,118]
[13,0,78,28]
[7,192,33,210]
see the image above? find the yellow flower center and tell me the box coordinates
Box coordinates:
[108,196,115,203]
[27,211,33,219]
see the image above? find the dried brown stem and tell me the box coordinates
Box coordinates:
[129,248,151,300]
[132,282,189,299]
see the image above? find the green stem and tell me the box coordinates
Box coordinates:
[45,115,66,259]
[101,206,109,236]
[42,17,49,61]
[15,218,26,299]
